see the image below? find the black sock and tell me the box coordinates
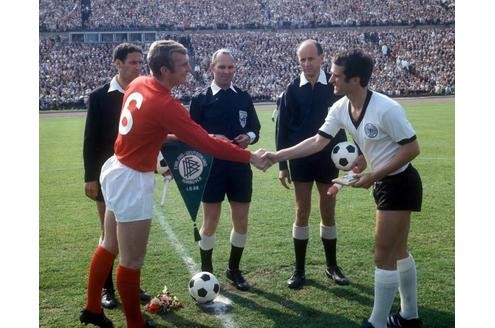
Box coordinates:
[228,245,244,272]
[322,238,337,268]
[200,248,213,273]
[103,265,114,293]
[293,238,308,273]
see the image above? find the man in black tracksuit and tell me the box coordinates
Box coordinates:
[83,43,150,308]
[276,39,348,289]
[190,48,261,291]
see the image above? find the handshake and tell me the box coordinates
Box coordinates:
[249,149,278,171]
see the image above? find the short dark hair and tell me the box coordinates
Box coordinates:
[147,40,188,77]
[333,49,374,87]
[112,43,143,62]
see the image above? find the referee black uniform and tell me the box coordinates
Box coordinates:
[276,71,346,181]
[83,76,124,201]
[190,83,261,203]
[276,69,348,288]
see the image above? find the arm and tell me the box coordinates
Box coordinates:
[267,133,331,163]
[83,90,100,182]
[83,90,101,200]
[235,95,261,148]
[276,90,291,170]
[163,101,251,163]
[189,94,203,125]
[353,140,420,189]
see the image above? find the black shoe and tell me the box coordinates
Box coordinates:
[361,320,375,328]
[325,266,349,285]
[225,268,250,291]
[287,270,305,289]
[140,288,151,303]
[79,308,114,328]
[101,289,117,309]
[387,312,422,328]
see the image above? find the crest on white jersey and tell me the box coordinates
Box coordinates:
[364,123,378,138]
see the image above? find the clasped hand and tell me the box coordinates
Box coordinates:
[250,149,276,171]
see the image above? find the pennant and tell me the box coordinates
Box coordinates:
[161,140,213,241]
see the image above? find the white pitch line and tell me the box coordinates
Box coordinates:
[153,205,237,328]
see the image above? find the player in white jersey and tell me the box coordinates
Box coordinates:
[263,49,423,328]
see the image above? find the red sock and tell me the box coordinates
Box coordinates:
[117,265,145,328]
[85,246,116,313]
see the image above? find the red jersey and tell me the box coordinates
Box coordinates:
[114,76,250,172]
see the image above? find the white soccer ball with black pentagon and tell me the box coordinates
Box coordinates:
[331,141,358,171]
[188,272,220,304]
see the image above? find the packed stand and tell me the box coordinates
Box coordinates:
[39,27,454,109]
[39,0,454,32]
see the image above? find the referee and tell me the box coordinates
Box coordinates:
[83,43,150,309]
[190,48,261,291]
[276,39,348,289]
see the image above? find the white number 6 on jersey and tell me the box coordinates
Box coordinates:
[119,92,144,135]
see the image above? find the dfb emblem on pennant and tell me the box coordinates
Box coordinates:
[173,151,208,185]
[239,110,247,128]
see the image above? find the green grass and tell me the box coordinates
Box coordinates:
[40,99,454,327]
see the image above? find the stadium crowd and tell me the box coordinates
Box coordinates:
[39,0,454,32]
[40,27,454,110]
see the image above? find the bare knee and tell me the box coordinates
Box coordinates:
[295,205,310,226]
[119,256,145,270]
[202,216,220,236]
[233,217,248,234]
[101,240,119,256]
[374,245,397,270]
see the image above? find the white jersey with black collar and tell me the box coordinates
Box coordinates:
[318,90,416,175]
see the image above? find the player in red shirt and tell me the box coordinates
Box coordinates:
[80,40,268,328]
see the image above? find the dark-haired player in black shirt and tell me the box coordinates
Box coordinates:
[190,48,261,291]
[83,43,150,309]
[276,39,348,289]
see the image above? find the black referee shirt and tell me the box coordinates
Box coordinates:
[83,80,124,182]
[276,71,346,170]
[190,85,261,146]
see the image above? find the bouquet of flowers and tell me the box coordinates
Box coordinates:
[145,285,184,314]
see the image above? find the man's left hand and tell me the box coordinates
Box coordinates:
[234,134,251,148]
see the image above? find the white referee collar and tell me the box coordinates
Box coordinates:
[210,81,237,95]
[108,75,125,94]
[299,69,327,87]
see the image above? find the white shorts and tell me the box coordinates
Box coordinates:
[100,155,155,222]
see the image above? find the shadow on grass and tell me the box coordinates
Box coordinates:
[222,286,357,328]
[220,281,453,328]
[152,310,212,328]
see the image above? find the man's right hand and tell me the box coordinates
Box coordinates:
[250,149,272,171]
[279,169,291,189]
[85,181,99,200]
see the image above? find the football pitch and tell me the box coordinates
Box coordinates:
[39,98,454,327]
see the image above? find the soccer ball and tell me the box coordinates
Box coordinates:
[156,150,170,175]
[331,141,358,171]
[188,272,220,304]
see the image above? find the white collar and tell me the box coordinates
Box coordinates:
[299,69,328,87]
[108,76,125,94]
[210,81,237,95]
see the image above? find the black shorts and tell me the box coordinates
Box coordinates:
[288,151,339,183]
[373,164,422,212]
[202,160,252,203]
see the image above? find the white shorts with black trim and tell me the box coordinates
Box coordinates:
[100,155,155,222]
